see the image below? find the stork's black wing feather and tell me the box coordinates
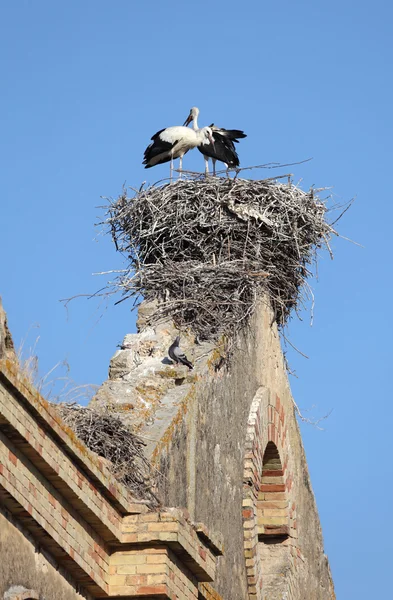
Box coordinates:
[209,124,247,142]
[198,134,240,167]
[199,124,246,166]
[143,130,179,167]
[151,128,166,141]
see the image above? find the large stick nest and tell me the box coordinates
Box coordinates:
[58,403,159,506]
[104,176,337,339]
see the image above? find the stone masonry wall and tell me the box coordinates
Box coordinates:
[154,301,335,599]
[96,299,335,600]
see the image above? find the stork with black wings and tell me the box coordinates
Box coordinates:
[143,118,215,179]
[184,107,247,175]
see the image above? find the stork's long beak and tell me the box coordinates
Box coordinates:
[208,133,215,146]
[183,113,192,127]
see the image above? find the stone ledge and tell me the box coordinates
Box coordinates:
[121,510,216,582]
[193,522,224,556]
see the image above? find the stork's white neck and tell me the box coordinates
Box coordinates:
[192,113,199,131]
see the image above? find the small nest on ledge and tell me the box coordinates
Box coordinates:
[58,403,159,506]
[103,176,339,340]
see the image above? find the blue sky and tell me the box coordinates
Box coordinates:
[1,1,392,597]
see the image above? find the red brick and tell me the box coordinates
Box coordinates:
[135,585,167,595]
[90,551,100,562]
[260,484,285,492]
[262,469,284,477]
[242,509,253,519]
[199,547,207,561]
[8,451,17,466]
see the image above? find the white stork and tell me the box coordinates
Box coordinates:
[183,107,247,175]
[143,119,215,179]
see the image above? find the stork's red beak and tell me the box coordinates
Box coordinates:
[208,133,215,146]
[183,113,192,126]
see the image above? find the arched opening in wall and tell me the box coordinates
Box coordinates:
[257,441,291,598]
[257,441,289,541]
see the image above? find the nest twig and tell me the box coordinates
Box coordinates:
[102,176,338,340]
[58,403,159,506]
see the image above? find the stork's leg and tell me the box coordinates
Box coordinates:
[170,156,174,182]
[179,155,183,179]
[212,159,216,176]
[204,156,209,176]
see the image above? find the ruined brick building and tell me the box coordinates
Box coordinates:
[0,178,336,599]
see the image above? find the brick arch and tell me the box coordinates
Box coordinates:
[258,441,289,540]
[242,388,297,599]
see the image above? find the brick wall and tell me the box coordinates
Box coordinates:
[239,300,336,600]
[0,357,221,599]
[242,388,297,599]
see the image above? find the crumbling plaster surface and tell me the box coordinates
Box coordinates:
[0,506,91,600]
